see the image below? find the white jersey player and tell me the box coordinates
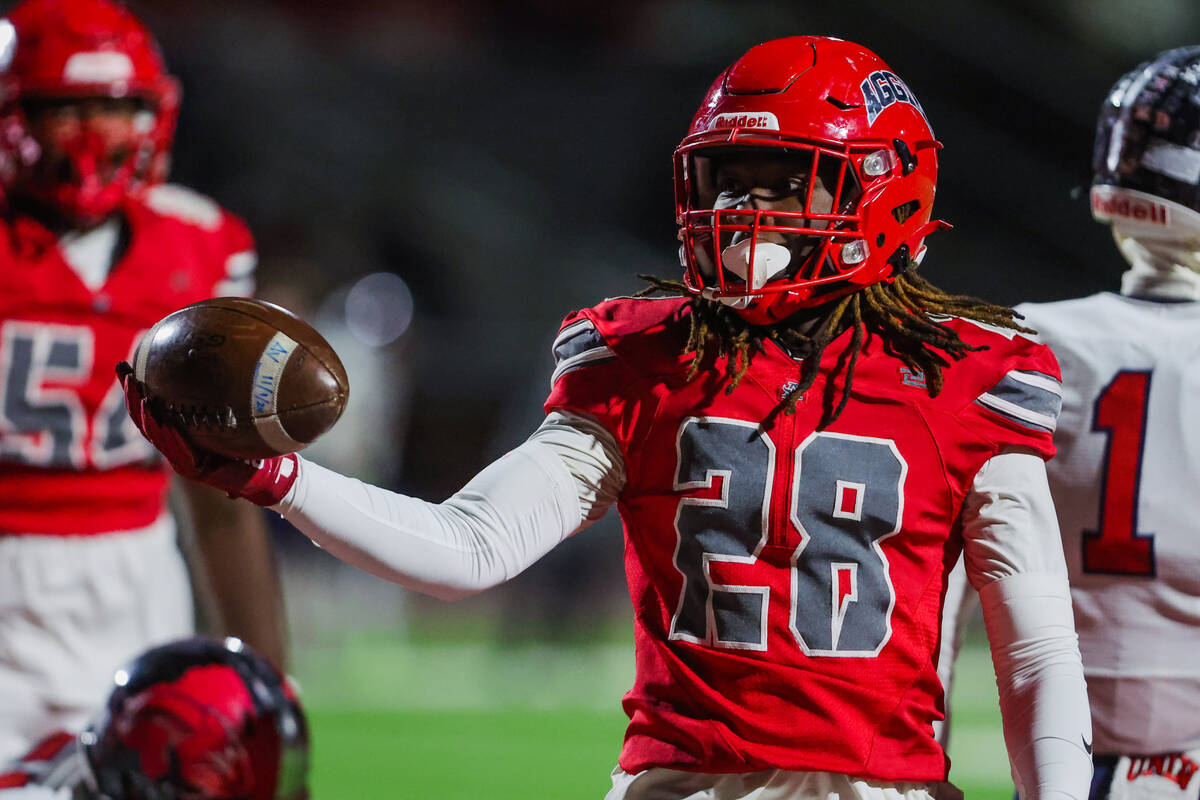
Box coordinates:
[942,45,1200,800]
[1024,292,1200,761]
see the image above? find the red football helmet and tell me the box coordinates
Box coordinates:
[82,637,309,800]
[0,0,180,223]
[674,36,949,325]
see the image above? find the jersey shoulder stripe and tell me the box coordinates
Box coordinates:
[140,183,224,231]
[551,318,615,385]
[975,369,1063,433]
[551,296,690,382]
[545,296,691,433]
[215,249,257,297]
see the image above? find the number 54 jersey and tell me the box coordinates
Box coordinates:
[545,296,1062,782]
[0,186,255,535]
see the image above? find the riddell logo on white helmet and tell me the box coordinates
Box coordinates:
[1092,189,1170,225]
[709,112,780,131]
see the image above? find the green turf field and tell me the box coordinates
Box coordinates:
[297,634,1011,799]
[308,709,625,799]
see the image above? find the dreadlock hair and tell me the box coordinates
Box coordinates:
[635,271,1033,430]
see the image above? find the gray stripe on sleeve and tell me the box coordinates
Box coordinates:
[975,370,1062,433]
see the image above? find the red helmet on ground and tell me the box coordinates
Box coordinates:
[0,0,180,223]
[674,36,949,325]
[82,637,309,800]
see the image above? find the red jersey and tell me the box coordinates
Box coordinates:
[0,184,256,535]
[544,296,1061,781]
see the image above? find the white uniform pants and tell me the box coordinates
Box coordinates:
[606,767,953,800]
[0,516,193,762]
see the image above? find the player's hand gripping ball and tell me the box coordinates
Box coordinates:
[129,297,349,459]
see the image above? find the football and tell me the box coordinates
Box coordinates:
[133,297,349,459]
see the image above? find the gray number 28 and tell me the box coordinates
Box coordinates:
[669,417,906,658]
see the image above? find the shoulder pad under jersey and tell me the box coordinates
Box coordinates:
[934,316,1063,457]
[544,296,691,442]
[129,184,257,298]
[550,295,691,384]
[139,183,225,231]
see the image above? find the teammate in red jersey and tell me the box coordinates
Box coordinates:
[0,0,285,760]
[120,37,1092,799]
[0,636,309,800]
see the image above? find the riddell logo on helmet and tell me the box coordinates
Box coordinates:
[860,71,926,126]
[1092,192,1169,225]
[710,112,780,131]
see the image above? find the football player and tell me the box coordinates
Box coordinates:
[941,46,1200,799]
[0,636,309,800]
[121,37,1092,800]
[0,0,285,760]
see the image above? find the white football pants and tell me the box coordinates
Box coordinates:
[606,767,958,800]
[0,516,193,762]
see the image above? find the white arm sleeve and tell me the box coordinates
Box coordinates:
[961,451,1092,800]
[272,411,625,600]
